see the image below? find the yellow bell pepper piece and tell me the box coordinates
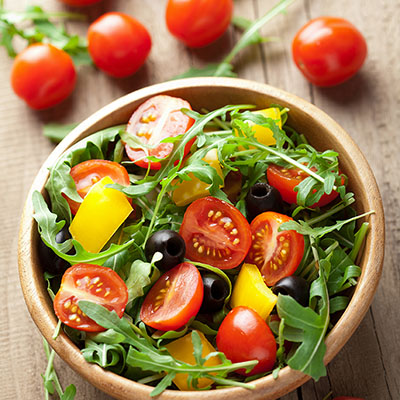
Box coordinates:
[231,263,277,320]
[251,107,282,146]
[69,176,132,253]
[172,148,223,207]
[164,331,220,391]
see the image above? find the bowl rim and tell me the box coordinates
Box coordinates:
[18,77,385,400]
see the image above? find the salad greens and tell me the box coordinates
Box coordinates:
[34,102,371,397]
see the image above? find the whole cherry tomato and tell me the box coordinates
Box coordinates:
[10,43,76,110]
[267,164,341,207]
[124,95,195,170]
[59,0,102,6]
[88,12,151,78]
[166,0,233,48]
[54,264,129,332]
[292,17,367,86]
[246,211,304,286]
[64,159,131,215]
[216,306,277,375]
[140,262,203,331]
[180,197,252,269]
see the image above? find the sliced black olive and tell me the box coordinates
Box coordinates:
[271,275,309,307]
[145,230,186,270]
[245,182,283,221]
[38,225,71,275]
[200,273,229,313]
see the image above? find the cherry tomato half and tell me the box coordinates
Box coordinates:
[11,43,76,110]
[267,164,340,207]
[166,0,233,48]
[59,0,101,6]
[246,212,304,286]
[64,159,130,215]
[292,17,367,87]
[140,262,203,331]
[216,306,277,375]
[180,197,252,269]
[124,95,195,170]
[54,264,128,332]
[88,12,151,78]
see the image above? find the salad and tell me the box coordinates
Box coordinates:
[33,94,372,395]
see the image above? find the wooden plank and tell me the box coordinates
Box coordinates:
[307,0,400,399]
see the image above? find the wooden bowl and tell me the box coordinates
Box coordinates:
[18,77,385,400]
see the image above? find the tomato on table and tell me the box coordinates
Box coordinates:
[246,211,304,286]
[124,95,195,170]
[140,262,203,331]
[10,43,76,110]
[54,264,128,332]
[292,17,367,87]
[64,159,130,215]
[216,306,276,375]
[180,197,251,269]
[267,163,340,207]
[88,12,151,78]
[166,0,233,48]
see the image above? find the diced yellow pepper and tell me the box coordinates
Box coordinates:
[172,148,223,207]
[251,107,282,146]
[231,263,277,320]
[164,331,220,391]
[69,176,132,253]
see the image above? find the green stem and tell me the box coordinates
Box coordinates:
[52,319,62,340]
[349,222,369,262]
[138,373,165,385]
[307,197,355,226]
[215,0,297,75]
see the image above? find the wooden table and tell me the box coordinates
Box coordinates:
[1,0,398,399]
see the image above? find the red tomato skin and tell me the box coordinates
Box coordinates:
[88,12,151,78]
[246,212,305,286]
[54,264,129,332]
[11,43,76,110]
[180,197,252,269]
[140,262,203,331]
[292,17,367,87]
[64,159,131,215]
[59,0,101,6]
[124,95,195,170]
[216,306,277,375]
[166,0,233,48]
[267,164,340,208]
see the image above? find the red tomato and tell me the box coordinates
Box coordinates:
[10,43,76,110]
[179,197,251,269]
[124,95,195,170]
[246,212,304,286]
[292,17,367,87]
[267,164,340,207]
[216,306,277,375]
[64,159,130,215]
[59,0,101,6]
[88,12,151,78]
[140,262,203,331]
[166,0,233,48]
[54,264,128,332]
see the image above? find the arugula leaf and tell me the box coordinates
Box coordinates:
[0,5,90,65]
[43,123,78,143]
[33,191,136,266]
[172,0,296,79]
[45,125,124,222]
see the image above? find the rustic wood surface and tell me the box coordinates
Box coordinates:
[1,0,398,399]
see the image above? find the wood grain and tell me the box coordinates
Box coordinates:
[1,0,399,399]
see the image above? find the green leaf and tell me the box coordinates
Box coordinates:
[33,191,136,265]
[172,63,237,80]
[43,123,78,143]
[45,125,124,222]
[329,296,349,314]
[60,385,76,400]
